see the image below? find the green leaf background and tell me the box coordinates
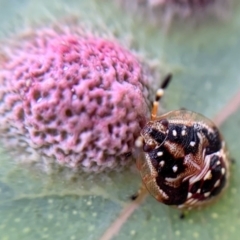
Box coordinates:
[0,0,240,239]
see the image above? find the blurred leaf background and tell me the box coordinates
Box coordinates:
[0,0,240,239]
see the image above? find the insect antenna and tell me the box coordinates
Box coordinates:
[151,73,172,120]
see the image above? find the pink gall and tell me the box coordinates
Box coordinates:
[0,27,152,172]
[117,0,232,28]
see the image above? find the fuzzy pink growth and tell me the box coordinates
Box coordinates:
[0,29,150,171]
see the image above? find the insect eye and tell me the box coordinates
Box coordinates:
[159,119,169,128]
[143,142,156,152]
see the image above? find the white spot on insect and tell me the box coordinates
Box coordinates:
[190,141,196,147]
[197,132,202,139]
[214,179,220,187]
[216,161,221,165]
[172,130,177,136]
[186,198,198,205]
[157,151,163,156]
[159,161,165,167]
[204,170,212,180]
[187,192,192,198]
[204,192,211,198]
[197,189,201,194]
[165,177,176,182]
[177,204,185,209]
[221,168,225,175]
[172,165,178,172]
[181,129,186,136]
[189,199,199,205]
[160,189,169,199]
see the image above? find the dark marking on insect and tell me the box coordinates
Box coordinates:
[148,127,166,144]
[201,126,222,155]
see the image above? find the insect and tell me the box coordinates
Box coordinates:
[135,75,230,209]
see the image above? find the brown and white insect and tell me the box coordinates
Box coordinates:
[135,75,230,209]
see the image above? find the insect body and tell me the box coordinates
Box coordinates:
[136,76,230,209]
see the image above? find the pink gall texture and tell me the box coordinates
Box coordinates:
[149,0,224,17]
[117,0,231,26]
[0,28,151,172]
